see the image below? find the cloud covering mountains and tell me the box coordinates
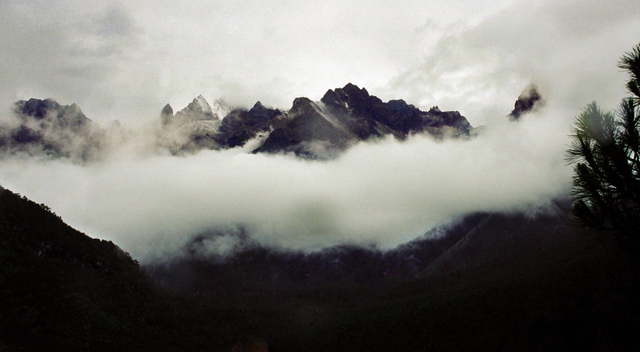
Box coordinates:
[0,85,571,261]
[1,0,638,261]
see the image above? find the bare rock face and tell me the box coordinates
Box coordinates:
[253,97,354,158]
[214,101,284,148]
[174,95,217,123]
[157,96,226,153]
[509,84,543,120]
[255,83,472,158]
[2,98,104,160]
[160,104,174,126]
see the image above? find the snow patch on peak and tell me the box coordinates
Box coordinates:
[175,95,217,122]
[195,95,213,115]
[211,99,232,119]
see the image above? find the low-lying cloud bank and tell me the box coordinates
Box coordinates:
[0,104,572,262]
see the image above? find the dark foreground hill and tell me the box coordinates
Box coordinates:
[2,184,640,351]
[0,186,263,352]
[147,201,640,352]
[266,209,640,351]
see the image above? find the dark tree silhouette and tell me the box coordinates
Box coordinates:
[567,44,640,244]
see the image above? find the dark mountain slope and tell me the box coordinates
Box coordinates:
[144,198,640,351]
[2,189,639,351]
[418,201,575,279]
[268,207,640,352]
[145,213,490,303]
[214,102,284,148]
[147,203,578,304]
[0,186,262,351]
[0,186,150,350]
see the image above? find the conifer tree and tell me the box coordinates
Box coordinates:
[567,44,640,244]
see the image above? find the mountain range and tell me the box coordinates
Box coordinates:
[4,83,638,350]
[1,83,477,160]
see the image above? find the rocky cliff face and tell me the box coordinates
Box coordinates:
[214,101,284,148]
[509,84,543,120]
[254,83,472,158]
[154,83,474,158]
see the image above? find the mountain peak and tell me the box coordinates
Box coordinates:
[175,95,217,122]
[340,83,369,97]
[321,83,370,107]
[291,97,313,111]
[191,95,214,115]
[4,98,100,160]
[161,104,173,125]
[250,101,265,112]
[14,98,92,127]
[15,98,62,119]
[509,84,543,120]
[161,103,173,116]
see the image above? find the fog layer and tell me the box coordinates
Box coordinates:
[0,105,571,261]
[1,0,637,261]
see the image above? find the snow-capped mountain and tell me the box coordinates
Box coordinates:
[160,96,228,147]
[174,95,217,122]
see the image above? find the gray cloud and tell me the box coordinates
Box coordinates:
[0,0,638,262]
[0,1,152,124]
[0,105,571,261]
[383,0,640,125]
[1,0,517,122]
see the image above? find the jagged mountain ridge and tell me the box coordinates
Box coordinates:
[253,84,472,157]
[0,98,104,160]
[1,83,473,160]
[158,83,473,157]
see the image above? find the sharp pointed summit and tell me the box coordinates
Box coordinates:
[509,84,543,120]
[175,95,217,122]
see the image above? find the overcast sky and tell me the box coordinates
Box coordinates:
[2,0,638,125]
[1,0,640,261]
